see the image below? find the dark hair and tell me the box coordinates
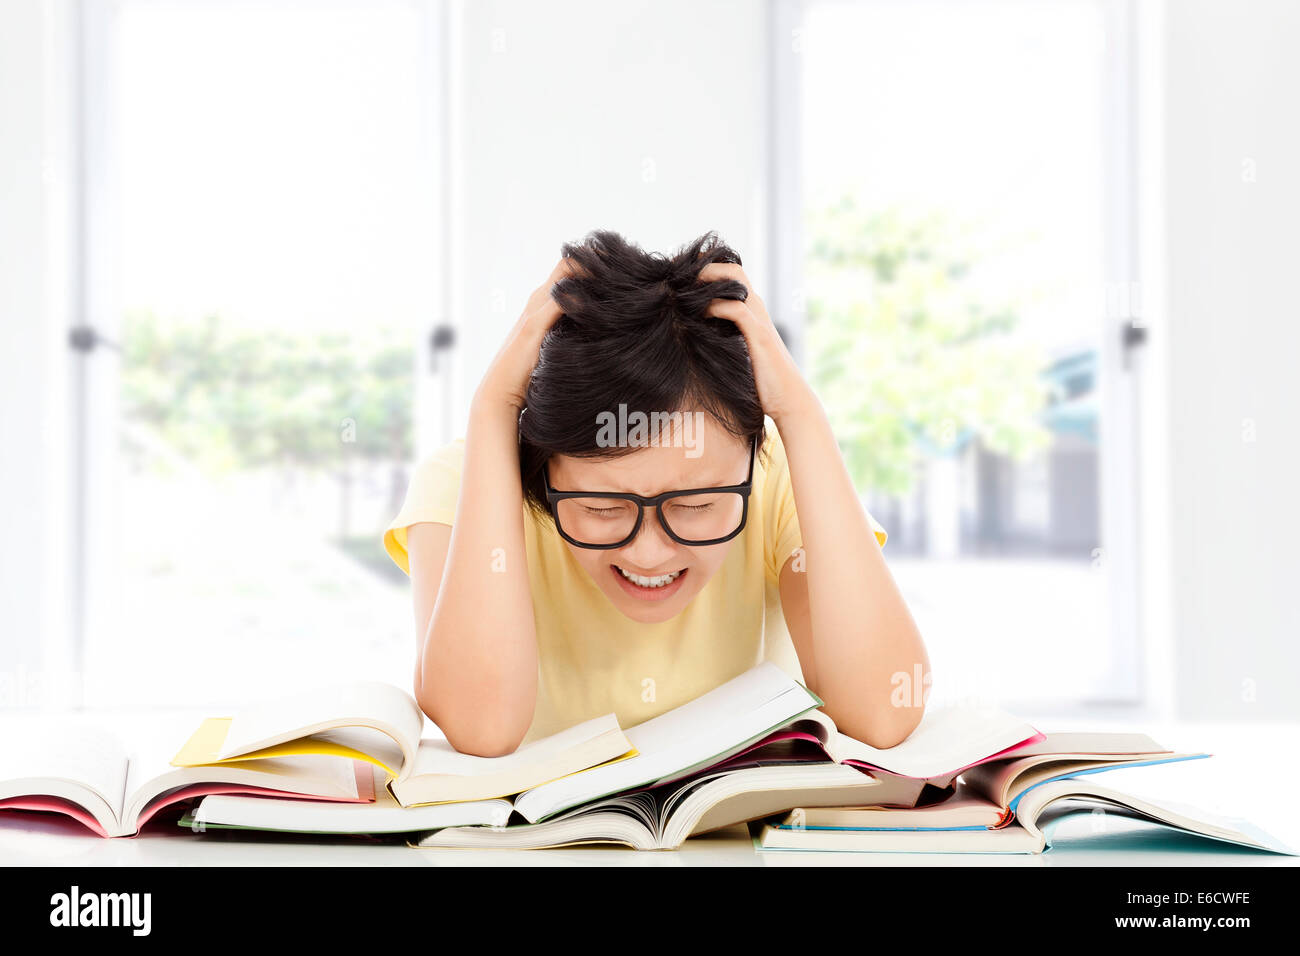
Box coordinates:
[518,229,769,520]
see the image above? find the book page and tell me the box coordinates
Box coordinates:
[966,751,1208,809]
[622,663,814,754]
[778,791,1008,830]
[0,713,130,822]
[124,719,361,818]
[192,764,513,834]
[216,680,424,773]
[1001,732,1167,757]
[514,663,822,823]
[832,704,1041,779]
[1017,780,1297,855]
[409,714,626,777]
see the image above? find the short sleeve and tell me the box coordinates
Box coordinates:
[381,439,466,576]
[761,421,888,581]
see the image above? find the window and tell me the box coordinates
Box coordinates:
[790,0,1139,708]
[78,0,443,706]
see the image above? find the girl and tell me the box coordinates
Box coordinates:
[383,230,930,756]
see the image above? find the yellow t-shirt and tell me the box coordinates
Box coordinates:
[381,420,887,745]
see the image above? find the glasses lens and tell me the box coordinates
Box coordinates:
[555,497,640,546]
[659,492,746,544]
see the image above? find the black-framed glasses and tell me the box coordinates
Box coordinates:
[544,436,758,549]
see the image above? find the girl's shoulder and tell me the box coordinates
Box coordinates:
[420,436,466,473]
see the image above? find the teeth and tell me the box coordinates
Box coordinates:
[616,566,682,589]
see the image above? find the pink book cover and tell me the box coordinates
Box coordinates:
[0,759,375,838]
[700,728,1049,781]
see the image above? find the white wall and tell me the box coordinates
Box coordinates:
[1160,0,1300,719]
[436,0,771,452]
[0,0,76,708]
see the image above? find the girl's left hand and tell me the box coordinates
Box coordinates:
[697,262,817,424]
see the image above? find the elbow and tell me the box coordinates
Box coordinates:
[874,697,926,749]
[834,697,926,750]
[444,729,526,758]
[859,710,923,750]
[415,689,531,758]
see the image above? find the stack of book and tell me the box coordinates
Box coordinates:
[753,737,1296,855]
[1,663,1292,855]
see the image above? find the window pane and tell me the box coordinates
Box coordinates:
[85,0,435,706]
[801,0,1120,705]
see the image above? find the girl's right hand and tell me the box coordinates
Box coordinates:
[474,257,580,413]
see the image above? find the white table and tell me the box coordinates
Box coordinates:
[3,709,1297,866]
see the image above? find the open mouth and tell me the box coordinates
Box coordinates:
[610,564,689,600]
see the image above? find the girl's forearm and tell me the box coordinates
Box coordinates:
[419,393,539,755]
[775,393,931,748]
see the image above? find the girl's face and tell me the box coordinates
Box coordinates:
[546,413,752,624]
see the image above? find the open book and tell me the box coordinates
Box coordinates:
[180,662,835,838]
[0,714,368,838]
[169,680,636,806]
[756,734,1297,855]
[178,764,514,835]
[507,664,1039,826]
[411,736,926,850]
[372,664,1035,849]
[786,702,1045,787]
[180,663,1042,845]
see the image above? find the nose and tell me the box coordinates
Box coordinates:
[618,506,682,570]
